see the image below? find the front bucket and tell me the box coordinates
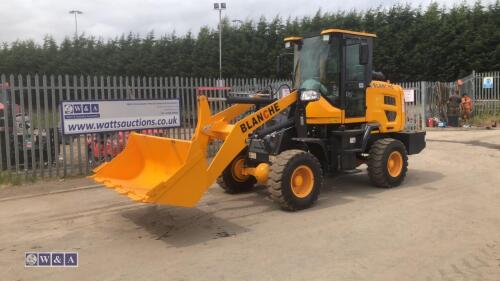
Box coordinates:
[91,132,211,207]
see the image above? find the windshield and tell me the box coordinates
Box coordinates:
[295,36,328,91]
[294,35,341,105]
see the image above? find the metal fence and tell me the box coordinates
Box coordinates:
[1,71,498,179]
[460,71,500,115]
[398,81,427,130]
[399,71,500,129]
[0,74,288,178]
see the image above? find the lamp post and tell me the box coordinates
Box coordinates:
[213,2,226,85]
[69,10,83,38]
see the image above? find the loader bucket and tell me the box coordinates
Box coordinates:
[91,132,213,207]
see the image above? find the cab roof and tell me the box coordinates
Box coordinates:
[284,28,376,42]
[320,28,376,38]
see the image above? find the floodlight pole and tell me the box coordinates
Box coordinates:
[213,3,226,83]
[218,8,222,81]
[69,10,83,39]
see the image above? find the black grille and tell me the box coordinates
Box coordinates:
[384,96,396,105]
[385,110,397,121]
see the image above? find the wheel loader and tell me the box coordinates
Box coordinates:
[92,28,425,211]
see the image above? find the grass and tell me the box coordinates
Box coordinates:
[470,112,500,128]
[0,171,37,188]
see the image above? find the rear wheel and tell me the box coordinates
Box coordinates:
[367,138,408,188]
[217,155,256,194]
[268,150,323,211]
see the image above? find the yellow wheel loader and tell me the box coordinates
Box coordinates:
[92,28,425,211]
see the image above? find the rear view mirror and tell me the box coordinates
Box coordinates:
[359,42,369,65]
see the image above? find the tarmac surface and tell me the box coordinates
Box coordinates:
[1,129,500,281]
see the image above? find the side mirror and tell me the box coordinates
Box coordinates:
[359,42,369,65]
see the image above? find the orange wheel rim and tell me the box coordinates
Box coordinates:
[387,151,403,177]
[290,165,314,198]
[231,158,248,182]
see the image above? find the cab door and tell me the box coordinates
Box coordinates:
[341,36,372,122]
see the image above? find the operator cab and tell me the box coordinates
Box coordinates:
[284,29,375,121]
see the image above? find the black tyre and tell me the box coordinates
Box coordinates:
[217,155,256,194]
[268,149,323,211]
[367,138,408,188]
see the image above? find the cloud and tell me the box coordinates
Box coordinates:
[0,0,492,43]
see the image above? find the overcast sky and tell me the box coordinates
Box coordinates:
[0,0,491,43]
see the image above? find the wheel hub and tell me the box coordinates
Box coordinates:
[387,151,403,177]
[290,165,314,198]
[231,158,249,182]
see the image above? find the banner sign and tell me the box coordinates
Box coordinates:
[61,99,180,135]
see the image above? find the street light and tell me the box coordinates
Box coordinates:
[69,10,83,38]
[213,2,226,85]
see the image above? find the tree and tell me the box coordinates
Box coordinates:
[0,3,498,81]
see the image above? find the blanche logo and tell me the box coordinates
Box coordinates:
[25,252,78,267]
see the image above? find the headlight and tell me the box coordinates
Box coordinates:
[300,90,320,101]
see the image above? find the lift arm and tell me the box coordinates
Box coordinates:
[92,91,298,207]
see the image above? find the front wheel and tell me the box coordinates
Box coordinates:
[217,155,256,194]
[367,138,408,188]
[268,150,323,211]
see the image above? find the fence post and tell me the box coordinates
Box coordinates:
[9,75,20,174]
[472,70,476,100]
[1,74,11,171]
[174,76,180,139]
[421,81,427,130]
[18,75,28,177]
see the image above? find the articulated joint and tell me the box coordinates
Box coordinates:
[242,163,270,184]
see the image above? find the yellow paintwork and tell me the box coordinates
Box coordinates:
[343,116,367,124]
[284,36,304,42]
[387,151,403,177]
[304,81,405,132]
[366,81,405,132]
[231,157,248,182]
[91,92,298,207]
[305,97,342,124]
[320,28,377,38]
[243,163,270,184]
[290,165,314,198]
